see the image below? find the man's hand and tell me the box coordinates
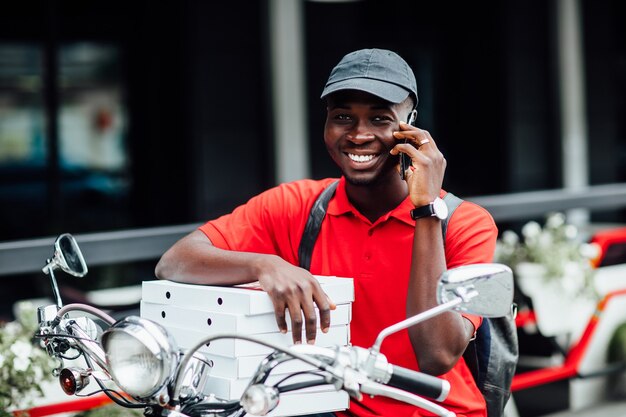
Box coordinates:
[256,255,336,344]
[156,230,335,345]
[390,123,446,206]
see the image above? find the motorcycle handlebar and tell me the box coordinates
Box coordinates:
[360,380,455,417]
[388,365,450,402]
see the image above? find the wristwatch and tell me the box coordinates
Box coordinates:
[410,197,448,220]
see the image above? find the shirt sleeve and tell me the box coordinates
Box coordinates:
[445,201,499,331]
[463,314,482,334]
[197,181,319,265]
[445,201,498,268]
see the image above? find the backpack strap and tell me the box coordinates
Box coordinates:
[441,192,463,240]
[298,180,339,270]
[298,185,463,271]
[463,326,481,388]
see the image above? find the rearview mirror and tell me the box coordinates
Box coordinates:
[43,233,88,277]
[437,263,514,317]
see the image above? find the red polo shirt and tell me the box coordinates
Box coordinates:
[199,177,497,417]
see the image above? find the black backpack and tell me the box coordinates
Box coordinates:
[297,180,518,417]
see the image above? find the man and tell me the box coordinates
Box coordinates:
[156,48,497,416]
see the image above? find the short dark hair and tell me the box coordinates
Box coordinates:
[400,95,416,120]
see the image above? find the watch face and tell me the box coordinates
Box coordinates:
[433,197,449,220]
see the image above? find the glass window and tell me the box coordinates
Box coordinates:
[0,44,47,241]
[58,43,131,233]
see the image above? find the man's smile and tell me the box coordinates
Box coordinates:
[347,153,377,163]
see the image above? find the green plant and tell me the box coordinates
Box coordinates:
[607,323,626,398]
[495,212,600,298]
[0,302,57,416]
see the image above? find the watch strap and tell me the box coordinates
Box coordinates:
[410,203,434,220]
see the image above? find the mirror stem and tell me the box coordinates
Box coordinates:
[371,298,463,355]
[47,266,63,309]
[362,297,466,379]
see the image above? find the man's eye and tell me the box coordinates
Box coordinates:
[335,114,352,121]
[372,116,391,123]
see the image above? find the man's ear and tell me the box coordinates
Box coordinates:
[407,109,417,126]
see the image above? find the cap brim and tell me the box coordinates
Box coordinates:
[320,78,410,103]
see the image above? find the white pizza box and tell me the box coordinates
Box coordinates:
[142,276,354,316]
[201,352,319,379]
[163,323,350,357]
[203,371,336,400]
[261,389,349,417]
[140,301,351,335]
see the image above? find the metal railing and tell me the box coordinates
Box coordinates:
[0,224,198,277]
[2,183,626,277]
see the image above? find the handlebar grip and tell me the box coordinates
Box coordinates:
[388,365,450,402]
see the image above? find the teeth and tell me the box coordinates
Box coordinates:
[348,153,375,163]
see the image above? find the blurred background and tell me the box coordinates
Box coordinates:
[1,0,626,415]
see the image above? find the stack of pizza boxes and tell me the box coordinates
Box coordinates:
[141,276,354,416]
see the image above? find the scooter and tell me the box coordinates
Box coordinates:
[508,227,626,415]
[34,233,514,417]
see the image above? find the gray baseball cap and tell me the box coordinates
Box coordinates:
[320,48,418,105]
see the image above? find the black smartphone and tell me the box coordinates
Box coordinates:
[400,110,417,180]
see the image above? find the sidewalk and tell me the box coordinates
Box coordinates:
[543,401,626,417]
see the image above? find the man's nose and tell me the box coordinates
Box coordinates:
[347,121,375,143]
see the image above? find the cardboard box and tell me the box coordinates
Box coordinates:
[163,323,349,357]
[263,390,349,417]
[204,372,336,400]
[199,352,319,379]
[142,276,354,316]
[141,301,351,335]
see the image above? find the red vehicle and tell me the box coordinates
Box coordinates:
[508,227,626,416]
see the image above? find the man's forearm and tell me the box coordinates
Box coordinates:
[155,229,266,285]
[406,218,471,375]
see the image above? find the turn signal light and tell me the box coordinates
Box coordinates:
[59,368,90,395]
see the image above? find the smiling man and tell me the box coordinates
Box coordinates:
[156,49,497,416]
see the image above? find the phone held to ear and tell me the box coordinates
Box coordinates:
[400,109,417,181]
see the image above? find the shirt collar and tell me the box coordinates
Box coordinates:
[326,177,354,217]
[327,177,446,226]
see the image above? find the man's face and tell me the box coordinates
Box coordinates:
[324,90,409,186]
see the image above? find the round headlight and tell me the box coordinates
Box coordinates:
[101,316,178,399]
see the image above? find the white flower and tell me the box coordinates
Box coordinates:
[0,318,56,409]
[496,243,515,257]
[522,221,542,239]
[33,364,43,380]
[546,213,566,229]
[13,355,30,372]
[495,211,597,301]
[538,230,553,248]
[3,321,21,338]
[501,230,519,246]
[580,243,601,260]
[11,339,33,359]
[565,224,578,240]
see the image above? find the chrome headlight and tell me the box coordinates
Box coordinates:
[101,316,178,399]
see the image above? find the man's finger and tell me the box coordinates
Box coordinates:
[313,290,334,334]
[286,301,304,344]
[273,302,288,334]
[302,301,318,344]
[393,128,438,149]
